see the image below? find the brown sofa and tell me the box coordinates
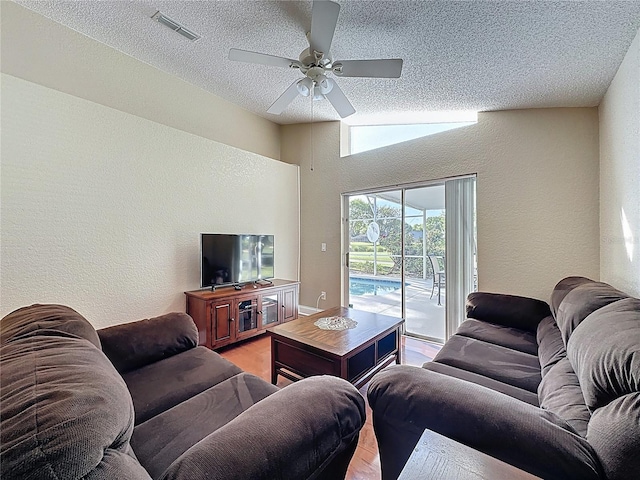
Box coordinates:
[1,305,365,479]
[368,276,639,480]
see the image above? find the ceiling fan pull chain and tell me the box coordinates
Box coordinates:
[310,93,315,172]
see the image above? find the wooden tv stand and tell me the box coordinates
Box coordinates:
[185,279,299,350]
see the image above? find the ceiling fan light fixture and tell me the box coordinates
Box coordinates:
[315,75,333,95]
[297,77,314,97]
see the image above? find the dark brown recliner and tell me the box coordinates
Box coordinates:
[1,304,365,480]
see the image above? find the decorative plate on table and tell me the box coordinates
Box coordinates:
[314,316,358,331]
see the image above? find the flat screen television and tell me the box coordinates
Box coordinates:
[200,234,274,288]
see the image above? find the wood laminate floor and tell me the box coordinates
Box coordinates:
[218,333,440,480]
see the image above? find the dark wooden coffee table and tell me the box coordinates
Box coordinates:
[267,307,404,388]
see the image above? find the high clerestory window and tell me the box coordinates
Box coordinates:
[341,111,478,156]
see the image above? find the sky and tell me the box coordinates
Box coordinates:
[350,122,475,155]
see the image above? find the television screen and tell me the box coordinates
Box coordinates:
[200,234,274,288]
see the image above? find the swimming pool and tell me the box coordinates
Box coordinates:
[349,277,406,296]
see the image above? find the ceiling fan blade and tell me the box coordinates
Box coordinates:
[325,80,355,118]
[267,80,301,115]
[309,0,340,55]
[333,59,403,78]
[229,48,297,68]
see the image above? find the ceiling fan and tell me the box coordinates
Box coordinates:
[229,0,403,118]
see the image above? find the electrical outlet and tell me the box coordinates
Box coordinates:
[320,291,326,300]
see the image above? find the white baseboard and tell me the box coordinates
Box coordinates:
[298,305,322,316]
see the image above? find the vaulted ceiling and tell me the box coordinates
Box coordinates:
[16,0,640,125]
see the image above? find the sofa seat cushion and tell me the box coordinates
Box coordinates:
[433,335,542,393]
[161,376,365,480]
[131,373,278,479]
[538,358,590,437]
[455,319,538,355]
[123,346,242,424]
[423,361,539,406]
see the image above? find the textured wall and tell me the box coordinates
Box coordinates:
[599,27,640,297]
[282,108,600,307]
[1,75,299,328]
[1,1,281,161]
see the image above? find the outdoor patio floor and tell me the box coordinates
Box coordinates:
[348,275,445,342]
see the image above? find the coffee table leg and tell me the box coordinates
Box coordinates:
[270,336,278,384]
[396,327,402,364]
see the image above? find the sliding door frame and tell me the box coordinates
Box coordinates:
[342,174,476,341]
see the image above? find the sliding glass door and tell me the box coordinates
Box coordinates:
[344,177,476,343]
[346,190,404,319]
[403,185,446,341]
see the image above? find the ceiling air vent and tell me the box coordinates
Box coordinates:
[151,11,201,41]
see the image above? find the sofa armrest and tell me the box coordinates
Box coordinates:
[466,292,551,332]
[159,376,366,480]
[368,365,603,480]
[98,313,198,373]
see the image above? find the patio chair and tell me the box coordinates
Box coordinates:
[429,255,445,305]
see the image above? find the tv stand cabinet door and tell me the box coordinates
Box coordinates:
[211,300,234,348]
[261,293,280,329]
[280,285,299,323]
[235,294,261,340]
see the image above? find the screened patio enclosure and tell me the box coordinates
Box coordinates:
[343,178,476,343]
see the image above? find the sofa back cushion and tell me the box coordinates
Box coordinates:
[537,357,590,436]
[567,298,640,410]
[554,280,628,344]
[466,292,551,333]
[98,313,198,374]
[587,393,640,480]
[0,303,101,348]
[0,305,151,480]
[568,297,640,480]
[550,276,594,319]
[536,315,566,376]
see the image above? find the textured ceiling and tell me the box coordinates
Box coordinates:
[16,0,640,125]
